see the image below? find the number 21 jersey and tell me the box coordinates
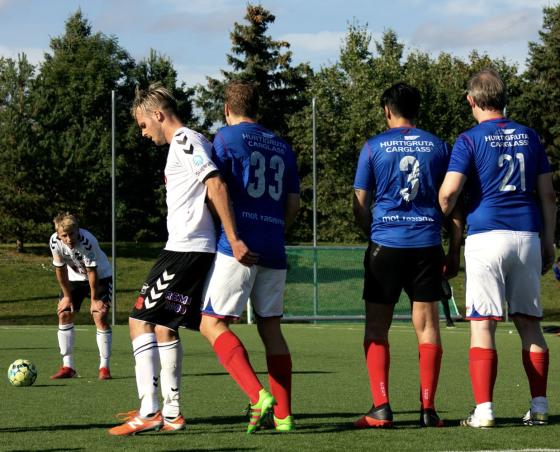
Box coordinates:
[212,122,300,269]
[447,118,551,235]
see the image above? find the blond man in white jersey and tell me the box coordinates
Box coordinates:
[49,213,113,380]
[109,83,252,436]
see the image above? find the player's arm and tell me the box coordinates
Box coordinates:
[285,193,300,230]
[536,172,557,275]
[54,262,73,314]
[353,189,372,237]
[444,202,464,279]
[439,172,467,216]
[87,266,108,315]
[205,173,259,266]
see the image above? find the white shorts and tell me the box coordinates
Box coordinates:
[201,252,287,318]
[464,230,542,320]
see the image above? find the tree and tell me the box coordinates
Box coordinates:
[512,4,560,238]
[197,4,311,137]
[32,10,135,240]
[0,55,51,246]
[288,24,521,243]
[117,49,199,242]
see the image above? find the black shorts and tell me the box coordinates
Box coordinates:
[130,250,215,331]
[59,277,113,312]
[362,242,444,305]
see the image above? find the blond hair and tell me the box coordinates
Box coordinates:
[53,212,79,233]
[131,82,177,118]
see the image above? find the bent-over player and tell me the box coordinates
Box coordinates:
[49,212,113,380]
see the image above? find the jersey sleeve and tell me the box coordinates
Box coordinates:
[211,131,231,175]
[80,232,99,268]
[353,142,375,191]
[175,130,218,183]
[49,234,65,267]
[448,133,474,176]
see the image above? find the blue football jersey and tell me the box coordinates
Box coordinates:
[212,122,300,269]
[354,127,451,247]
[448,118,551,235]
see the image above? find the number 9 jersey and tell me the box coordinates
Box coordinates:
[447,118,551,235]
[212,123,300,269]
[354,127,451,248]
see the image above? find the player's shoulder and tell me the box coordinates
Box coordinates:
[171,127,212,154]
[49,232,59,249]
[78,229,97,247]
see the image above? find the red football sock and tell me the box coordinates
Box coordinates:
[418,343,443,410]
[213,331,262,404]
[522,349,549,398]
[266,353,292,419]
[364,340,390,407]
[469,347,498,405]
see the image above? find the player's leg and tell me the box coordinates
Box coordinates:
[108,318,163,436]
[51,283,85,379]
[460,231,508,428]
[507,231,549,425]
[462,319,498,428]
[354,301,394,428]
[109,251,182,436]
[410,245,445,427]
[354,243,401,429]
[412,301,443,427]
[155,325,185,431]
[251,267,292,431]
[91,277,112,379]
[513,315,549,425]
[200,254,273,433]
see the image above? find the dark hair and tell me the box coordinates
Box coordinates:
[380,82,421,120]
[467,69,507,111]
[224,80,259,118]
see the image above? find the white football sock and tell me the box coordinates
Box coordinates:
[475,401,494,419]
[159,339,183,419]
[132,333,160,417]
[96,329,112,369]
[531,396,548,413]
[58,323,75,369]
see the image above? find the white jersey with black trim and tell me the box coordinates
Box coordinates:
[164,127,217,253]
[49,228,112,281]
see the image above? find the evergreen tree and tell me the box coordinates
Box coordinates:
[118,49,199,242]
[32,10,134,240]
[513,4,560,231]
[197,4,311,137]
[0,55,50,246]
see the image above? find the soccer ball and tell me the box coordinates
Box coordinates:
[7,359,37,387]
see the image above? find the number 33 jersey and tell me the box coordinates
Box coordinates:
[212,122,300,269]
[448,118,551,236]
[354,127,451,248]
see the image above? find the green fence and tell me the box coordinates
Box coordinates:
[282,246,460,321]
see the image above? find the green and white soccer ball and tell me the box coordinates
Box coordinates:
[7,359,37,387]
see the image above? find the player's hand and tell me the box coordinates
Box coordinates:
[230,239,259,266]
[540,240,555,275]
[90,299,109,315]
[443,251,460,279]
[57,296,73,315]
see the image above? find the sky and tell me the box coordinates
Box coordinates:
[0,0,556,87]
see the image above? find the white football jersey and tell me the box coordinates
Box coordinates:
[49,228,112,281]
[164,127,217,253]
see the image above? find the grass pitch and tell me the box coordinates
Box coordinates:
[1,322,559,451]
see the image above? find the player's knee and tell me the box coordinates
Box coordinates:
[58,311,74,323]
